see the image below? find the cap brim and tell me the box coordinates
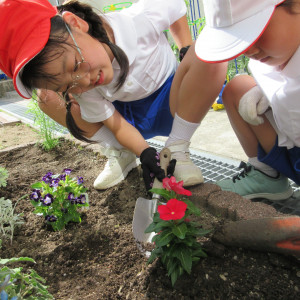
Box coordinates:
[14,25,50,99]
[195,6,275,63]
[15,71,33,99]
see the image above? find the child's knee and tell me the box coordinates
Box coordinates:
[222,75,255,106]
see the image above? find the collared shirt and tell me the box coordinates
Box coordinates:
[76,0,186,123]
[249,46,300,149]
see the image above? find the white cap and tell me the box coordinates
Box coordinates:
[195,0,285,62]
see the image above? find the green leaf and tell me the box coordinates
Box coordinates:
[147,247,161,264]
[192,257,201,262]
[172,223,187,239]
[166,258,179,277]
[144,222,157,233]
[173,246,192,274]
[0,257,36,265]
[184,199,201,216]
[170,265,180,286]
[192,247,207,258]
[195,228,211,236]
[148,187,167,196]
[152,212,161,223]
[154,220,173,231]
[31,182,43,189]
[154,230,174,247]
[64,186,73,193]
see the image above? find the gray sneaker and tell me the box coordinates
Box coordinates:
[216,162,293,201]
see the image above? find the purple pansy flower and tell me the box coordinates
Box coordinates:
[59,174,66,181]
[68,192,77,204]
[63,168,72,175]
[41,194,54,206]
[45,215,57,222]
[68,192,75,201]
[50,177,60,187]
[77,176,84,185]
[42,172,53,184]
[30,189,41,202]
[77,194,86,204]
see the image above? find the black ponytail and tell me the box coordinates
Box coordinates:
[64,92,92,143]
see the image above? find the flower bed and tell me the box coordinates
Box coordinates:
[0,133,299,299]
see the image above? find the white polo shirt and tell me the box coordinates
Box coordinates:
[249,46,300,149]
[76,0,186,123]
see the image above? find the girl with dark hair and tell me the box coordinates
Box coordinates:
[0,0,227,191]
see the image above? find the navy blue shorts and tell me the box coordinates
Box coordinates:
[258,137,300,185]
[113,75,174,140]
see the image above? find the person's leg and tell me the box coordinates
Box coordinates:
[167,42,228,186]
[217,75,293,200]
[221,75,277,158]
[37,89,139,190]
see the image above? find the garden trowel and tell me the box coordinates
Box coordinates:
[132,147,171,256]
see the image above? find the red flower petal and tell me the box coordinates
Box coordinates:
[162,176,192,196]
[158,198,187,221]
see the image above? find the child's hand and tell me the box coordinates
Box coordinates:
[238,86,269,125]
[140,147,166,191]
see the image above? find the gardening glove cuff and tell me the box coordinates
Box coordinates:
[140,147,165,191]
[238,86,269,126]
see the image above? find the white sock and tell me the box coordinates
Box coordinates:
[248,157,278,177]
[90,126,123,150]
[165,113,200,147]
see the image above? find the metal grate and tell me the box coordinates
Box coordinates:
[1,91,299,216]
[148,140,300,217]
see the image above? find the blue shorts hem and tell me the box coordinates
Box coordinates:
[258,137,300,185]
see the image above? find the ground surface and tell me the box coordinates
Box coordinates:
[0,124,300,299]
[0,123,40,150]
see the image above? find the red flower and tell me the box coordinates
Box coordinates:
[163,176,192,196]
[157,198,187,221]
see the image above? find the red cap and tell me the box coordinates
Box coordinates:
[0,0,57,98]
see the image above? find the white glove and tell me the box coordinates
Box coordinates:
[238,86,269,126]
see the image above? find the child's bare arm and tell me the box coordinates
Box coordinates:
[102,110,149,156]
[169,15,192,50]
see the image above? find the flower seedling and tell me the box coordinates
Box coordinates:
[145,176,210,286]
[26,95,63,151]
[30,169,88,231]
[0,198,24,245]
[0,257,53,299]
[0,167,8,188]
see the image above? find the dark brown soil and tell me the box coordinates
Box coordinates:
[0,126,299,300]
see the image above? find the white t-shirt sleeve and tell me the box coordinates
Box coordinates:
[272,80,300,148]
[76,89,115,123]
[130,0,187,33]
[250,59,300,148]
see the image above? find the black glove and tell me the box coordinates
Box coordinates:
[140,147,176,191]
[179,45,191,62]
